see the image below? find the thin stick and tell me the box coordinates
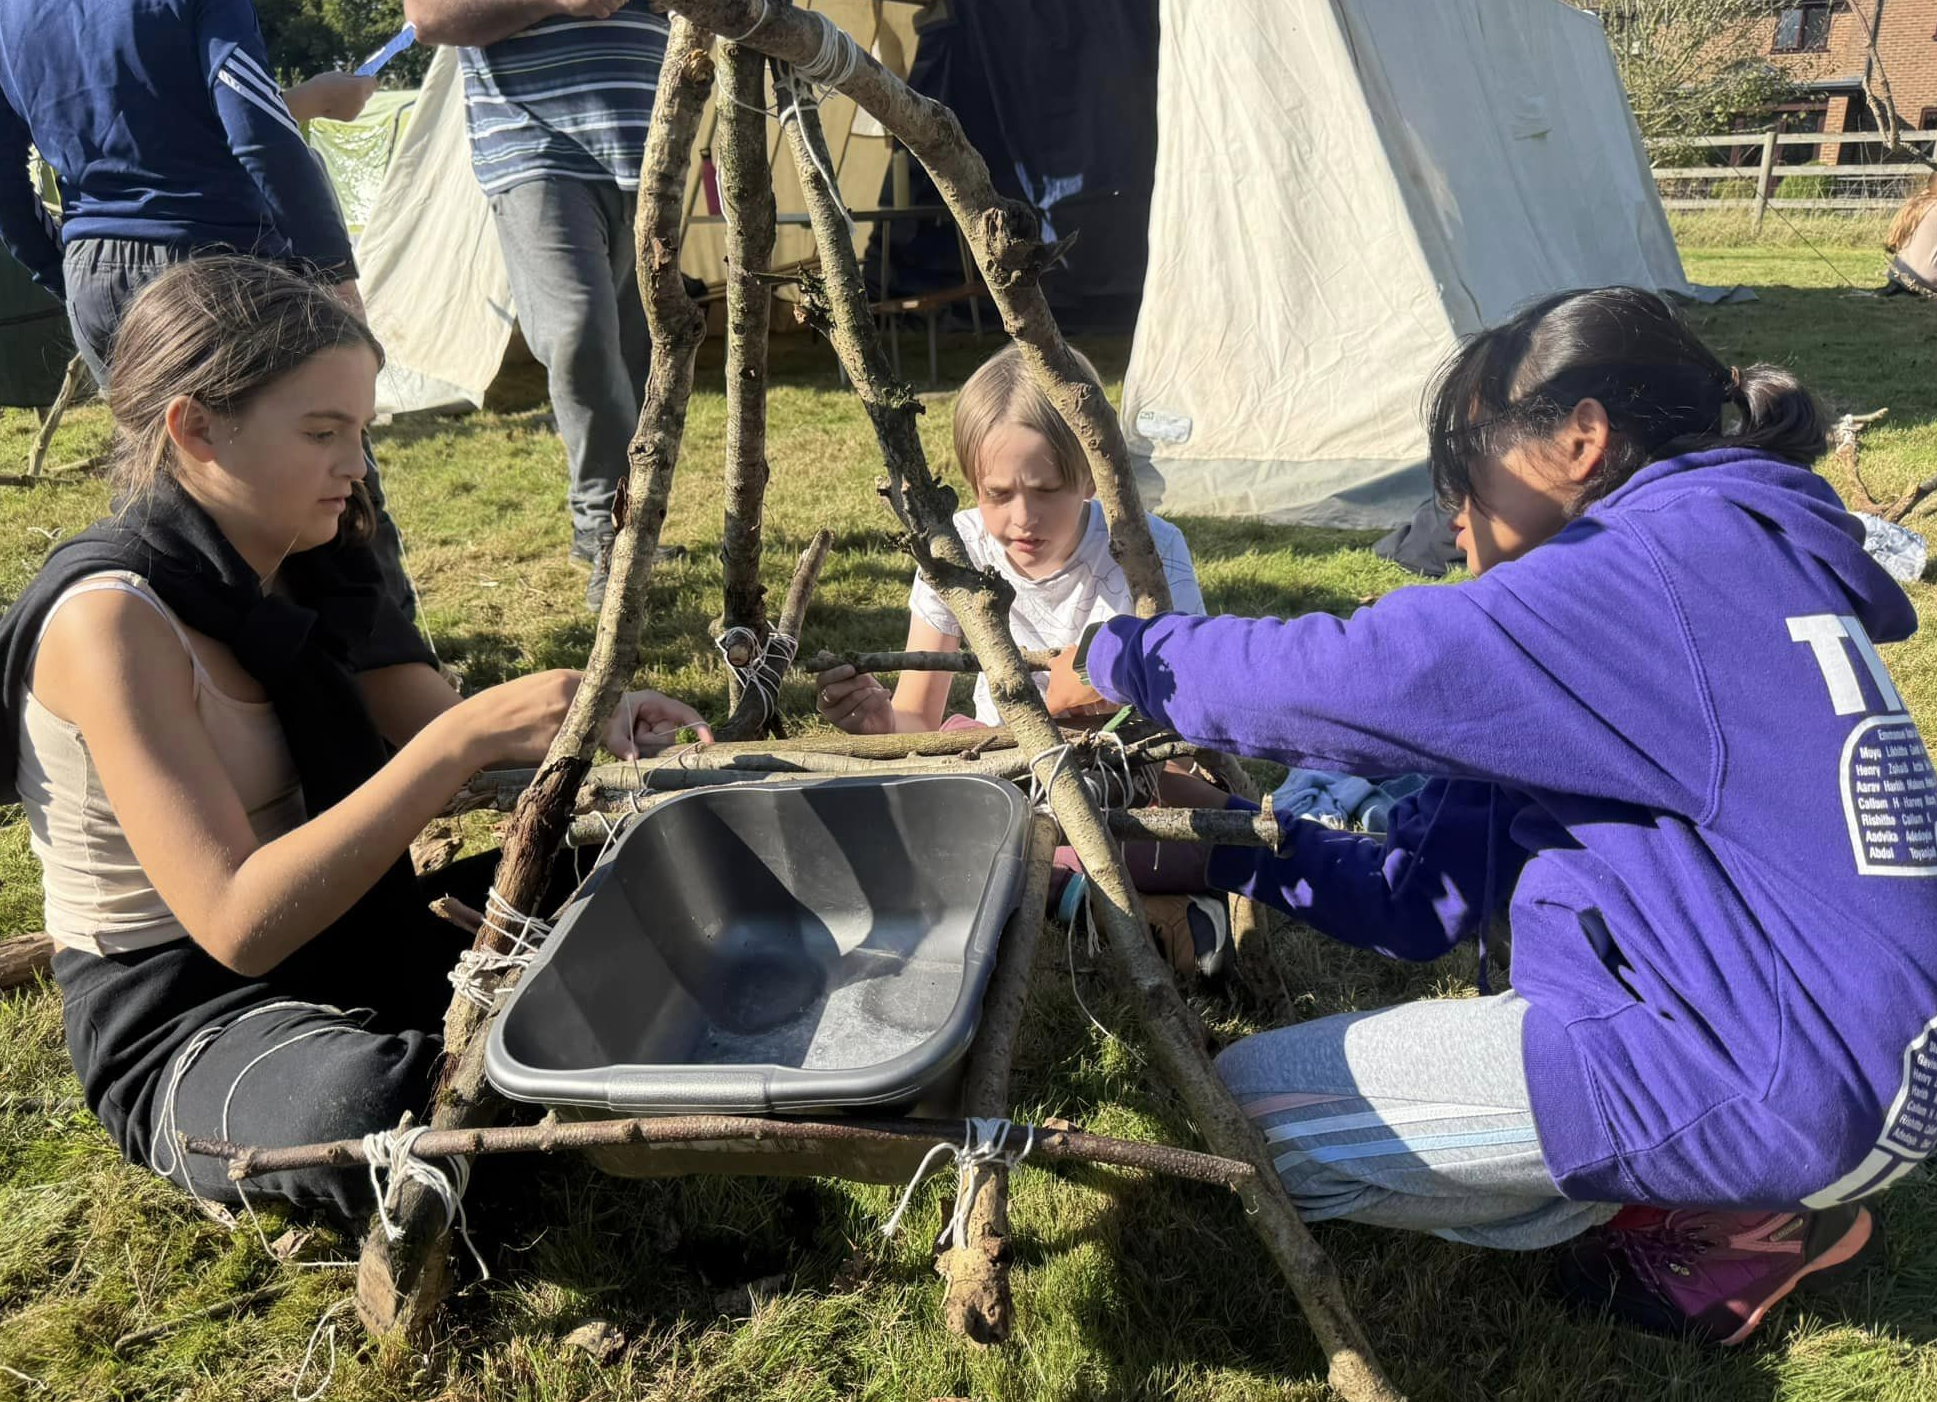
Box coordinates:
[354,22,719,1345]
[714,35,778,701]
[27,354,88,479]
[179,1113,1254,1192]
[1111,806,1278,848]
[941,815,1057,1343]
[113,1280,296,1353]
[799,648,1058,676]
[714,529,832,741]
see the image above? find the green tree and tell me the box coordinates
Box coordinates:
[1568,2,1796,150]
[252,0,428,86]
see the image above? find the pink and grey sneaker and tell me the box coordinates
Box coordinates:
[1557,1204,1880,1345]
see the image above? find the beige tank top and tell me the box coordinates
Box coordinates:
[16,571,308,956]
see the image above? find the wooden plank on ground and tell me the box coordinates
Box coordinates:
[0,934,53,992]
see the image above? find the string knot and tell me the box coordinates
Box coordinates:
[881,1118,1035,1250]
[361,1121,490,1280]
[448,888,556,1009]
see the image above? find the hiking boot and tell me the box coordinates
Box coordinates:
[570,525,608,568]
[1556,1204,1880,1345]
[580,526,616,613]
[575,528,689,613]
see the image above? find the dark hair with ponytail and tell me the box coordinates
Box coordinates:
[1425,286,1826,515]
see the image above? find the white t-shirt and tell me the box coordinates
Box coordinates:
[908,501,1206,724]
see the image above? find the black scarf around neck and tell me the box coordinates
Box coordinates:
[0,475,438,961]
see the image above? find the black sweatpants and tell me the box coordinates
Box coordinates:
[53,855,577,1224]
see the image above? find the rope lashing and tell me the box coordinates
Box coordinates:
[362,1121,490,1281]
[881,1117,1036,1250]
[448,888,556,1010]
[716,625,799,729]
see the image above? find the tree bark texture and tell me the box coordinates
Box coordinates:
[714,37,778,703]
[0,934,53,992]
[713,528,832,741]
[799,648,1058,676]
[938,814,1056,1344]
[698,11,1402,1398]
[354,22,719,1344]
[27,355,88,479]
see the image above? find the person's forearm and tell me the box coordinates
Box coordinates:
[201,710,481,975]
[406,0,562,46]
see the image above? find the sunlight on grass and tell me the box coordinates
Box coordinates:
[1,246,1934,1401]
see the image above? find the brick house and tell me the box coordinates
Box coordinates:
[1736,2,1937,164]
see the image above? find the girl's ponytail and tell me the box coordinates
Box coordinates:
[1725,361,1828,468]
[1427,286,1828,515]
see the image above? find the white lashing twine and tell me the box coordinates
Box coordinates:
[773,11,865,239]
[1066,888,1120,1045]
[362,1121,491,1282]
[152,999,371,1232]
[448,887,556,1010]
[716,626,799,730]
[880,1117,1036,1250]
[1027,735,1142,814]
[293,1298,352,1402]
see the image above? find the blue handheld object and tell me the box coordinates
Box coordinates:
[355,23,416,78]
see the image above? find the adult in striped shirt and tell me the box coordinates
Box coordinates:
[409,0,671,611]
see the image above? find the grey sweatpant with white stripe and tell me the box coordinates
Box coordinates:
[1215,992,1619,1250]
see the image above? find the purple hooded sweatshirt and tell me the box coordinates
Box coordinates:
[1082,448,1937,1210]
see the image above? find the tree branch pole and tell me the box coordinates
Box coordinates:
[799,647,1058,676]
[27,354,88,479]
[713,528,832,741]
[353,22,719,1344]
[941,814,1056,1343]
[713,37,778,705]
[685,8,1400,1397]
[561,796,1268,853]
[181,1112,1254,1192]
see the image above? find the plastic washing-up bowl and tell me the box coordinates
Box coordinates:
[484,773,1030,1125]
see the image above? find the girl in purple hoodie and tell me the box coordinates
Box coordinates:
[1047,288,1937,1345]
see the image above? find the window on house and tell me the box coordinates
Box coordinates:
[1921,107,1937,134]
[1774,4,1833,53]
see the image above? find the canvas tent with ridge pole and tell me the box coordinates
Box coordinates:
[352,0,921,416]
[1121,0,1701,530]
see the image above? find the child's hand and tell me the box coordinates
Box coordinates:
[816,664,893,734]
[1043,644,1110,718]
[604,689,713,760]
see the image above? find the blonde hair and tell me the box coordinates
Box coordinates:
[1886,172,1937,254]
[952,345,1099,495]
[108,256,384,543]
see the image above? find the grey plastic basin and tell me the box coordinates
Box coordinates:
[485,773,1030,1117]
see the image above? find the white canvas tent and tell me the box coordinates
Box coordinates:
[355,1,918,416]
[1122,0,1697,530]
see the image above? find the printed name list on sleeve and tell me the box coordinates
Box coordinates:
[1844,716,1937,876]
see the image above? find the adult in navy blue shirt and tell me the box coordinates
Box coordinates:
[0,2,419,623]
[408,0,669,612]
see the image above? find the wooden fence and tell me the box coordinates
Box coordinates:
[1650,129,1937,233]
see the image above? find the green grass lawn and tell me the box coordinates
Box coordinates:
[1,241,1935,1401]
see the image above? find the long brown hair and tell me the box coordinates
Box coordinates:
[1886,173,1937,254]
[107,256,385,544]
